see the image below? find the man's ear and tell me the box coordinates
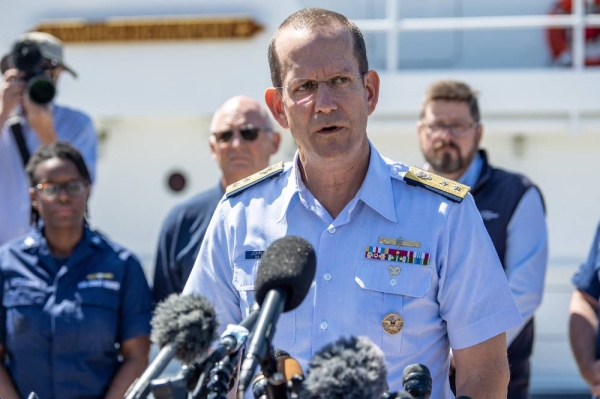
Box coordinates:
[209,138,218,161]
[265,88,289,129]
[270,131,282,155]
[475,123,484,146]
[364,70,380,116]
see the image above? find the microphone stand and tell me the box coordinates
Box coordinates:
[259,345,290,399]
[203,351,241,399]
[150,362,204,399]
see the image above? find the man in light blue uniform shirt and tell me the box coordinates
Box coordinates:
[184,8,522,398]
[416,80,548,398]
[570,221,600,398]
[0,32,97,245]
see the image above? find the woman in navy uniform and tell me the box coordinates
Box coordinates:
[0,142,152,399]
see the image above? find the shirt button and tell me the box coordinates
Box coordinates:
[323,273,332,281]
[328,227,336,234]
[390,278,397,286]
[320,321,328,330]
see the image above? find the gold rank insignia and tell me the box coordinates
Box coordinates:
[225,162,285,198]
[404,166,470,203]
[86,272,114,280]
[382,313,404,335]
[379,236,420,248]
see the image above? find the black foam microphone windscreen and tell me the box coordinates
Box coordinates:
[151,293,219,364]
[126,294,218,399]
[299,336,388,399]
[402,364,432,399]
[255,236,316,312]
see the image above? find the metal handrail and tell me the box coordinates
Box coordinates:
[353,0,599,71]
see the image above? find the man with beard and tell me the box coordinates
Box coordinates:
[416,79,548,399]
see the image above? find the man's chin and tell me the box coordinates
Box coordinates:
[430,156,462,175]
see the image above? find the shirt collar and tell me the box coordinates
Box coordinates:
[277,142,397,223]
[458,151,483,187]
[19,225,99,255]
[354,144,398,223]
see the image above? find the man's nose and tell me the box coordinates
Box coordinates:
[230,131,244,148]
[313,82,337,114]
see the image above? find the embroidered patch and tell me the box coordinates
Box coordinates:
[365,246,430,265]
[77,280,121,291]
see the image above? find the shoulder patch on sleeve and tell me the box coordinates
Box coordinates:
[225,162,285,198]
[404,166,470,203]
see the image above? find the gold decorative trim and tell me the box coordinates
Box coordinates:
[33,17,263,43]
[404,166,470,203]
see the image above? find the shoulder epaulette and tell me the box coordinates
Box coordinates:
[404,166,470,203]
[225,162,285,198]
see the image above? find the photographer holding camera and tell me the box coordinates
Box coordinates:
[0,32,97,245]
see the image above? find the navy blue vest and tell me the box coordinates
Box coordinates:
[470,150,545,269]
[470,150,545,392]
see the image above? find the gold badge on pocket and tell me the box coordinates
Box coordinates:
[382,313,404,335]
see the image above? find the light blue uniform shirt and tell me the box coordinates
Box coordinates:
[184,144,522,398]
[0,103,97,245]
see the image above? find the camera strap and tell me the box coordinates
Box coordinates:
[9,119,31,168]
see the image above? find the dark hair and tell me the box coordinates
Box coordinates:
[268,8,369,88]
[25,141,92,227]
[420,80,481,122]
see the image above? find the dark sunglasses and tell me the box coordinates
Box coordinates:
[34,180,87,200]
[213,126,265,143]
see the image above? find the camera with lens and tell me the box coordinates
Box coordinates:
[11,39,57,105]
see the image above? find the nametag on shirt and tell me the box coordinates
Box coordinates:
[245,250,264,260]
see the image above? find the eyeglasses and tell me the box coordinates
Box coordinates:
[34,180,87,200]
[212,126,267,143]
[421,121,478,138]
[277,72,365,103]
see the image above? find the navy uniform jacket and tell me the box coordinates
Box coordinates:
[153,183,223,303]
[0,226,152,399]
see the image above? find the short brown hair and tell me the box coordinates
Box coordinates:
[420,80,481,122]
[267,8,369,89]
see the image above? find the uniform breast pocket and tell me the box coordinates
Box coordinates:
[3,287,48,345]
[232,260,296,350]
[355,261,433,357]
[75,288,120,347]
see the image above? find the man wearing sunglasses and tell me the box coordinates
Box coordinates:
[0,32,97,245]
[184,8,522,399]
[416,80,548,399]
[152,96,280,303]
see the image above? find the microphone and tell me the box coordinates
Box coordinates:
[299,336,389,399]
[153,303,261,399]
[209,302,261,365]
[252,349,304,399]
[383,393,414,399]
[402,364,432,399]
[125,294,218,399]
[237,236,317,397]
